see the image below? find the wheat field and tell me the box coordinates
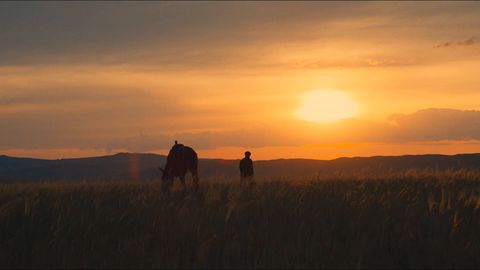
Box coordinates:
[2,171,480,268]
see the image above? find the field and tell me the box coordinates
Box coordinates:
[2,170,480,268]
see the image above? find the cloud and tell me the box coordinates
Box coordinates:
[2,94,480,154]
[105,129,279,152]
[97,108,480,152]
[0,84,189,150]
[0,2,370,67]
[0,87,145,106]
[458,37,476,46]
[1,2,480,69]
[300,56,419,69]
[434,37,476,48]
[384,108,480,142]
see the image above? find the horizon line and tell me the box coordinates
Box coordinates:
[2,151,480,163]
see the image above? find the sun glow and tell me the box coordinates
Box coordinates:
[296,90,358,123]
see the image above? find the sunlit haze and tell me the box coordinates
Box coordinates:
[296,90,358,123]
[2,2,480,160]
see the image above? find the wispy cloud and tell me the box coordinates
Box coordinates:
[299,57,419,69]
[434,37,476,48]
[2,105,480,154]
[1,2,480,69]
[99,109,480,152]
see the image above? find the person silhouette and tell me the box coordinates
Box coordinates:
[171,140,184,153]
[239,151,254,185]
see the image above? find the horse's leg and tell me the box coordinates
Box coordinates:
[179,175,187,195]
[169,178,174,191]
[192,170,199,192]
[161,178,172,193]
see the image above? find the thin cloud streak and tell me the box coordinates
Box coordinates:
[99,109,480,153]
[434,37,477,48]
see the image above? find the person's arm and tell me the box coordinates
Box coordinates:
[248,159,254,175]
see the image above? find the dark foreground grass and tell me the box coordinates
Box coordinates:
[2,173,480,268]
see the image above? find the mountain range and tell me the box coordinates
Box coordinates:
[1,152,480,182]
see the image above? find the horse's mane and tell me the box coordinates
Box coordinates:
[168,143,185,158]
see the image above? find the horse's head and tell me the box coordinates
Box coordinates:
[158,166,172,192]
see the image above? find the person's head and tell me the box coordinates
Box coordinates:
[244,151,251,158]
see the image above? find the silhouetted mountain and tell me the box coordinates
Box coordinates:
[1,153,480,182]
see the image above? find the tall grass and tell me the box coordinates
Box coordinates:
[2,171,480,268]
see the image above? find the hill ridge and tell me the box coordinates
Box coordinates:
[1,152,480,182]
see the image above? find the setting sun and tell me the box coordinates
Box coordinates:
[295,90,358,123]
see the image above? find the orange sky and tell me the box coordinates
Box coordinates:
[1,2,480,160]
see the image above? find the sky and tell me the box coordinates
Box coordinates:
[1,1,480,160]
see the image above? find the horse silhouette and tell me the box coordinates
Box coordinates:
[159,141,199,193]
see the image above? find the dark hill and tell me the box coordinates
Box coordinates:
[1,153,480,182]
